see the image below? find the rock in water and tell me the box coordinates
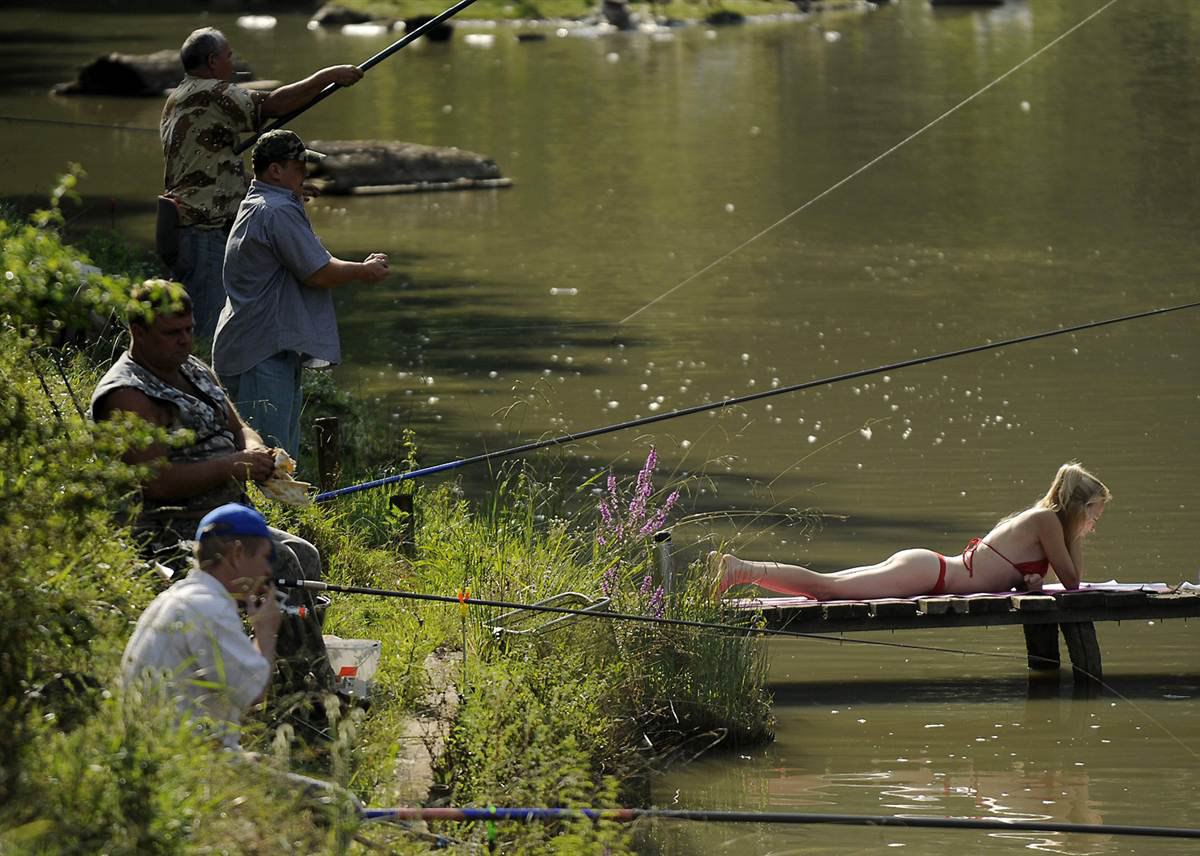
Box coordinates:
[53,50,254,97]
[307,140,510,195]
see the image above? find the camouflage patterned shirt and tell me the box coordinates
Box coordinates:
[161,76,268,228]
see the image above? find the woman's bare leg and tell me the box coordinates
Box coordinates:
[713,552,826,596]
[714,549,943,599]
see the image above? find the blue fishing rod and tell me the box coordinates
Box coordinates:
[315,299,1200,503]
[233,0,482,155]
[360,805,1200,839]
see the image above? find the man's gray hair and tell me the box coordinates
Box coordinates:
[180,27,227,72]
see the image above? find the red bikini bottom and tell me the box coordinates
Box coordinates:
[928,553,948,596]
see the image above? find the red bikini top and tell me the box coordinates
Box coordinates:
[963,538,1050,577]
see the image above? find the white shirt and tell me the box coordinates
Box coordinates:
[120,568,270,748]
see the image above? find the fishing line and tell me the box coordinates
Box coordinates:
[278,577,1079,665]
[0,114,158,134]
[618,0,1122,325]
[360,805,1200,839]
[315,299,1200,502]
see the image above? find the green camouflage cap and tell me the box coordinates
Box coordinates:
[251,129,325,172]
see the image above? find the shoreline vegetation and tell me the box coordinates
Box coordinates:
[0,172,772,852]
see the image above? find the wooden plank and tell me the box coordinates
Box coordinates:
[777,602,824,625]
[1057,590,1108,610]
[1061,622,1103,683]
[965,596,1010,616]
[1147,592,1200,608]
[917,597,954,616]
[1011,594,1057,612]
[917,596,971,615]
[823,601,870,621]
[1103,590,1147,609]
[870,599,919,619]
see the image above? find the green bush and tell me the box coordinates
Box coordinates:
[0,165,131,348]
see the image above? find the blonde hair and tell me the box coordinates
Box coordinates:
[1036,462,1112,541]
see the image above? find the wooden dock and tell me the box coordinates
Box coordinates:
[733,588,1200,684]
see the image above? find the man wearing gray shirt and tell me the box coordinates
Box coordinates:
[213,129,389,459]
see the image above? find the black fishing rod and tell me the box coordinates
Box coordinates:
[233,0,483,155]
[361,805,1200,840]
[315,299,1200,502]
[275,577,1055,664]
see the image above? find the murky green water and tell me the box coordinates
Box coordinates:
[3,1,1198,850]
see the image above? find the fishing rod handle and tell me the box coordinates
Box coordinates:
[275,577,328,591]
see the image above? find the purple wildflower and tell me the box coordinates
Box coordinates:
[639,573,654,596]
[647,585,665,618]
[628,447,657,526]
[639,489,681,536]
[627,492,647,529]
[600,565,618,597]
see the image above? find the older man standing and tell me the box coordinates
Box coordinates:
[213,129,389,460]
[161,27,364,338]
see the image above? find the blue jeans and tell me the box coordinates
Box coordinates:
[173,225,228,340]
[220,351,302,460]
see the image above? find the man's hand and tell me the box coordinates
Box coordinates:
[246,584,283,640]
[360,252,389,283]
[322,65,364,87]
[230,448,276,482]
[301,180,323,203]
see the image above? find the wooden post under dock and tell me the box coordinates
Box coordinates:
[733,589,1200,686]
[314,416,341,493]
[390,493,417,559]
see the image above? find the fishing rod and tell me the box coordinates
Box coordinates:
[315,299,1200,503]
[275,577,1058,664]
[361,805,1200,839]
[234,0,483,155]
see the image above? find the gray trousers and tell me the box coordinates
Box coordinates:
[268,525,336,696]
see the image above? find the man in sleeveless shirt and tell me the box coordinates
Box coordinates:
[161,27,363,339]
[91,280,335,706]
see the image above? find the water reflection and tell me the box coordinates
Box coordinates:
[652,628,1200,854]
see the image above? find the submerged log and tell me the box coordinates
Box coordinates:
[307,140,511,195]
[52,50,255,97]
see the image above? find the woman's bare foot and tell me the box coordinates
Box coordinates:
[710,551,755,596]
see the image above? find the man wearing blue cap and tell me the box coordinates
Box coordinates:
[121,504,281,748]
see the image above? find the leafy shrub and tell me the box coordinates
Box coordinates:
[0,165,131,348]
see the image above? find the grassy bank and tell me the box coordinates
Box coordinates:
[0,173,772,853]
